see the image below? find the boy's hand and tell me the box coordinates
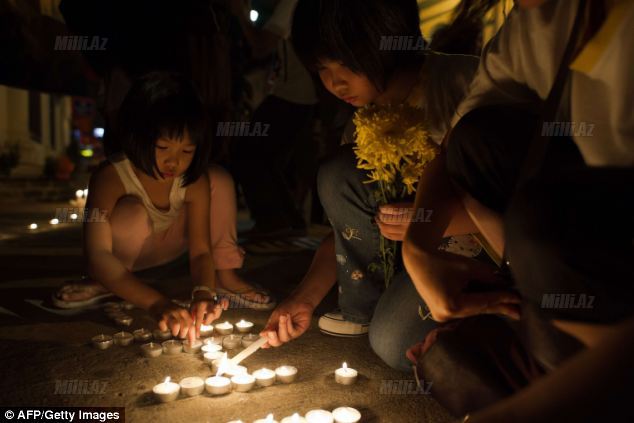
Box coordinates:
[190,294,229,340]
[376,202,415,241]
[260,298,314,348]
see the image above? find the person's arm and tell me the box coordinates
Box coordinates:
[229,0,280,59]
[84,165,168,311]
[467,316,634,423]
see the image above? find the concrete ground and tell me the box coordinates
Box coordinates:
[0,200,453,423]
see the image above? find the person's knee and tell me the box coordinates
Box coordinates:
[110,195,151,236]
[317,145,360,210]
[368,321,412,371]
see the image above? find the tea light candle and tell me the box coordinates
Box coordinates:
[201,341,222,354]
[179,376,204,397]
[305,410,334,423]
[253,368,276,387]
[113,331,134,346]
[115,315,133,326]
[223,364,248,378]
[91,334,113,350]
[331,407,361,423]
[200,324,214,337]
[254,414,278,423]
[204,350,224,364]
[141,342,163,358]
[235,319,254,333]
[215,321,234,335]
[49,218,59,225]
[28,223,38,230]
[153,329,172,341]
[133,328,152,342]
[231,373,255,392]
[162,340,182,355]
[275,366,298,384]
[281,414,307,423]
[183,339,203,354]
[153,376,180,403]
[205,376,231,395]
[241,333,260,347]
[222,334,242,350]
[335,362,358,385]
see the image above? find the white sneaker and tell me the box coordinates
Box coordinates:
[318,311,369,337]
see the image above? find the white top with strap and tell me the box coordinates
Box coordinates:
[110,154,187,233]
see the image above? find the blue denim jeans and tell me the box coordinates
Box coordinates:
[317,144,438,371]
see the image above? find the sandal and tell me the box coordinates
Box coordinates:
[216,285,276,310]
[52,277,115,309]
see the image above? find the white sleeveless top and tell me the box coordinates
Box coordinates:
[110,154,187,233]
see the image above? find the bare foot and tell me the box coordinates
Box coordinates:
[216,269,271,304]
[56,280,110,302]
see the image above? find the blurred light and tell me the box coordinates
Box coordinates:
[75,189,84,198]
[250,9,259,22]
[49,218,59,225]
[70,213,78,220]
[83,189,88,198]
[93,127,105,138]
[80,149,94,158]
[29,223,38,230]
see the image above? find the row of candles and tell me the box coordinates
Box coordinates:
[27,189,88,230]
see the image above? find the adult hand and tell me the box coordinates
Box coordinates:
[376,202,415,241]
[152,300,196,341]
[260,298,314,347]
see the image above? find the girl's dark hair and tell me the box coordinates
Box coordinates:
[292,0,425,91]
[117,71,209,186]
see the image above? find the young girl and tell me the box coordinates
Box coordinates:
[54,72,274,339]
[259,0,486,371]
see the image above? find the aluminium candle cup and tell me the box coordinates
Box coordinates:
[305,410,334,423]
[133,328,152,342]
[161,340,182,355]
[203,350,224,364]
[183,339,203,354]
[214,322,234,335]
[141,342,163,358]
[223,365,248,378]
[274,366,298,384]
[222,334,242,350]
[253,368,276,387]
[113,331,134,346]
[235,320,254,334]
[241,334,260,348]
[201,342,222,354]
[281,414,307,423]
[115,315,133,326]
[334,366,358,385]
[179,376,205,397]
[91,334,113,350]
[199,324,214,338]
[153,378,180,403]
[152,329,172,341]
[331,407,361,423]
[205,376,231,395]
[230,373,255,392]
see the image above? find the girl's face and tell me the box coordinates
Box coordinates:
[317,59,380,107]
[154,131,196,180]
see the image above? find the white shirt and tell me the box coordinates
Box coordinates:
[453,0,634,167]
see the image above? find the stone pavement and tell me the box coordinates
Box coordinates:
[0,200,453,423]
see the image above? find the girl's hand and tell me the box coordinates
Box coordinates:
[376,202,415,241]
[151,300,196,341]
[190,294,229,340]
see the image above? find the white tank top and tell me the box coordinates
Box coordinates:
[110,154,187,233]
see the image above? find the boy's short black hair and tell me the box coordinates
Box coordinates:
[117,71,209,186]
[292,0,425,91]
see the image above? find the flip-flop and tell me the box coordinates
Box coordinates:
[216,284,276,310]
[51,279,115,309]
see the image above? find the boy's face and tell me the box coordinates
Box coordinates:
[317,59,380,107]
[154,130,196,180]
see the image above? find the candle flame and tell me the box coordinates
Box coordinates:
[266,414,274,422]
[343,362,348,370]
[164,376,170,384]
[215,352,229,377]
[292,413,300,422]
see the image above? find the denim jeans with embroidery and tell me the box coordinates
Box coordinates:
[317,144,438,370]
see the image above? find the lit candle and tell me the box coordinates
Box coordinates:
[152,329,172,341]
[281,413,307,423]
[70,213,78,220]
[253,368,276,387]
[241,333,260,347]
[49,218,59,225]
[224,364,248,378]
[183,339,203,354]
[179,376,204,397]
[254,414,278,423]
[28,223,38,230]
[91,334,113,350]
[203,350,224,364]
[205,376,231,395]
[275,366,298,384]
[114,315,133,327]
[153,376,180,403]
[231,373,256,392]
[305,410,334,423]
[335,362,358,385]
[235,319,254,333]
[331,407,361,423]
[113,331,134,346]
[201,340,222,353]
[161,340,182,355]
[222,334,242,350]
[203,335,223,345]
[133,328,152,342]
[200,324,214,337]
[75,189,84,199]
[214,321,234,335]
[140,342,163,358]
